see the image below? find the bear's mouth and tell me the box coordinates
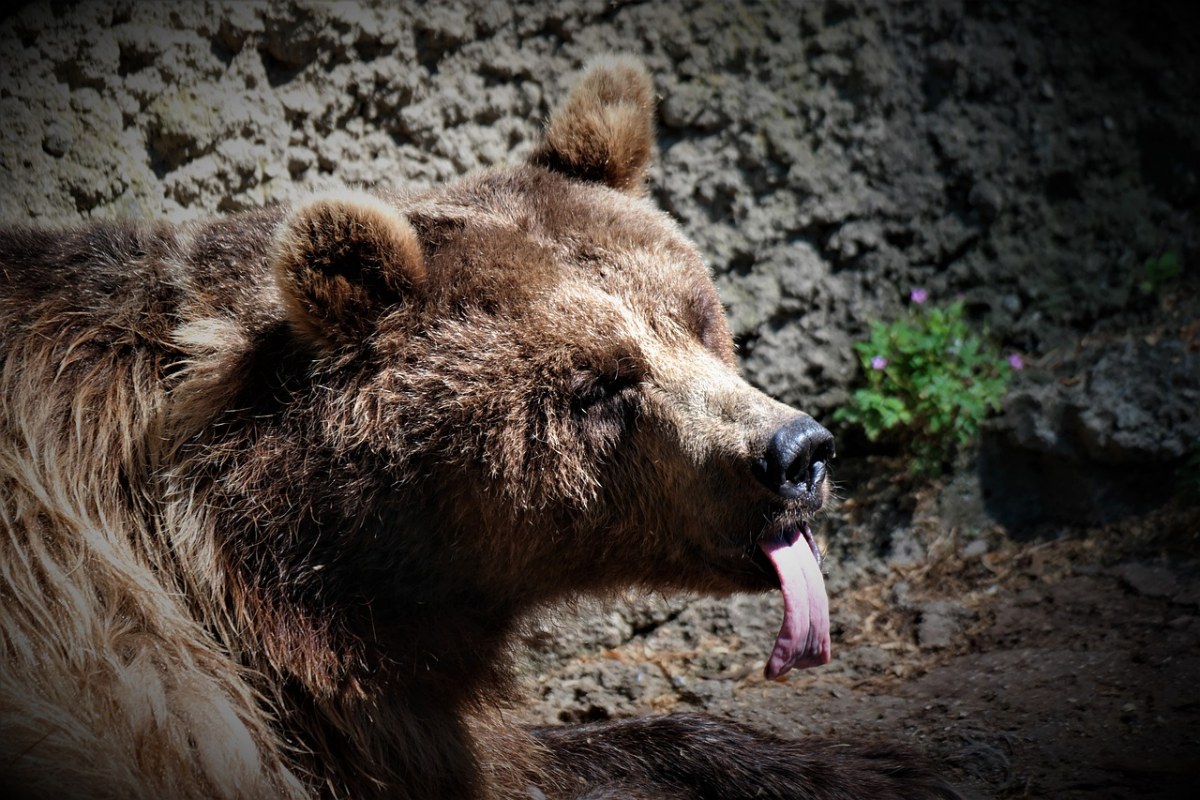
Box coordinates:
[756,523,831,678]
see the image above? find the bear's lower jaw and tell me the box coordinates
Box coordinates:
[759,524,832,678]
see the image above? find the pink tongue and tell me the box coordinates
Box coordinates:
[759,529,831,679]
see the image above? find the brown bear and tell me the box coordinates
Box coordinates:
[0,57,957,799]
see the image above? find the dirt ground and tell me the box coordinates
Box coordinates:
[514,282,1200,799]
[2,2,1198,798]
[516,474,1200,799]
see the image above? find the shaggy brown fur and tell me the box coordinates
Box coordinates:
[0,56,957,799]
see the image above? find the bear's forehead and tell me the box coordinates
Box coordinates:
[376,167,736,366]
[400,166,716,324]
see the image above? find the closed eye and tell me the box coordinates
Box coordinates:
[685,284,735,363]
[569,364,644,450]
[571,371,640,414]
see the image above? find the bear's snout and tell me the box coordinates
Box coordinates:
[751,416,835,506]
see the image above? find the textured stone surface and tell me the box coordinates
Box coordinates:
[4,2,1196,504]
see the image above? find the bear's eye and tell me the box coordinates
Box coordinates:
[569,365,643,446]
[684,284,732,360]
[570,371,640,414]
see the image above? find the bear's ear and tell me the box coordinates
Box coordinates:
[530,55,656,195]
[273,191,426,350]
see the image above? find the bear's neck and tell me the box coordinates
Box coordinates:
[169,441,527,795]
[165,317,544,796]
[221,533,530,798]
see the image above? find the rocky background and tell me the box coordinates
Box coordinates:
[2,1,1198,798]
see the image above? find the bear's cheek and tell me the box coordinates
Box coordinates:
[596,424,773,586]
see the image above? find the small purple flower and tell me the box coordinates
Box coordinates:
[870,356,888,371]
[910,287,928,305]
[1007,353,1025,371]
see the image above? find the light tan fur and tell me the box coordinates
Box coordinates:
[0,245,306,798]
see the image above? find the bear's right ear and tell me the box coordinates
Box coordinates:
[272,191,426,351]
[530,55,656,195]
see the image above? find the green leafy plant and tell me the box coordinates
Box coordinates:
[1138,251,1182,295]
[834,290,1017,475]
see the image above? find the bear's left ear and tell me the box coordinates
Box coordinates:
[530,55,656,195]
[272,191,426,350]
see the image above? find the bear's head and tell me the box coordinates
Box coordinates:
[261,57,833,680]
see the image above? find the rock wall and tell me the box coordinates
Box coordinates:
[2,0,1197,526]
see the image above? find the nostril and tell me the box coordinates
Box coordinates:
[753,417,835,501]
[807,439,833,488]
[785,438,832,488]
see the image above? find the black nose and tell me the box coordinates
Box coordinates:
[752,417,835,501]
